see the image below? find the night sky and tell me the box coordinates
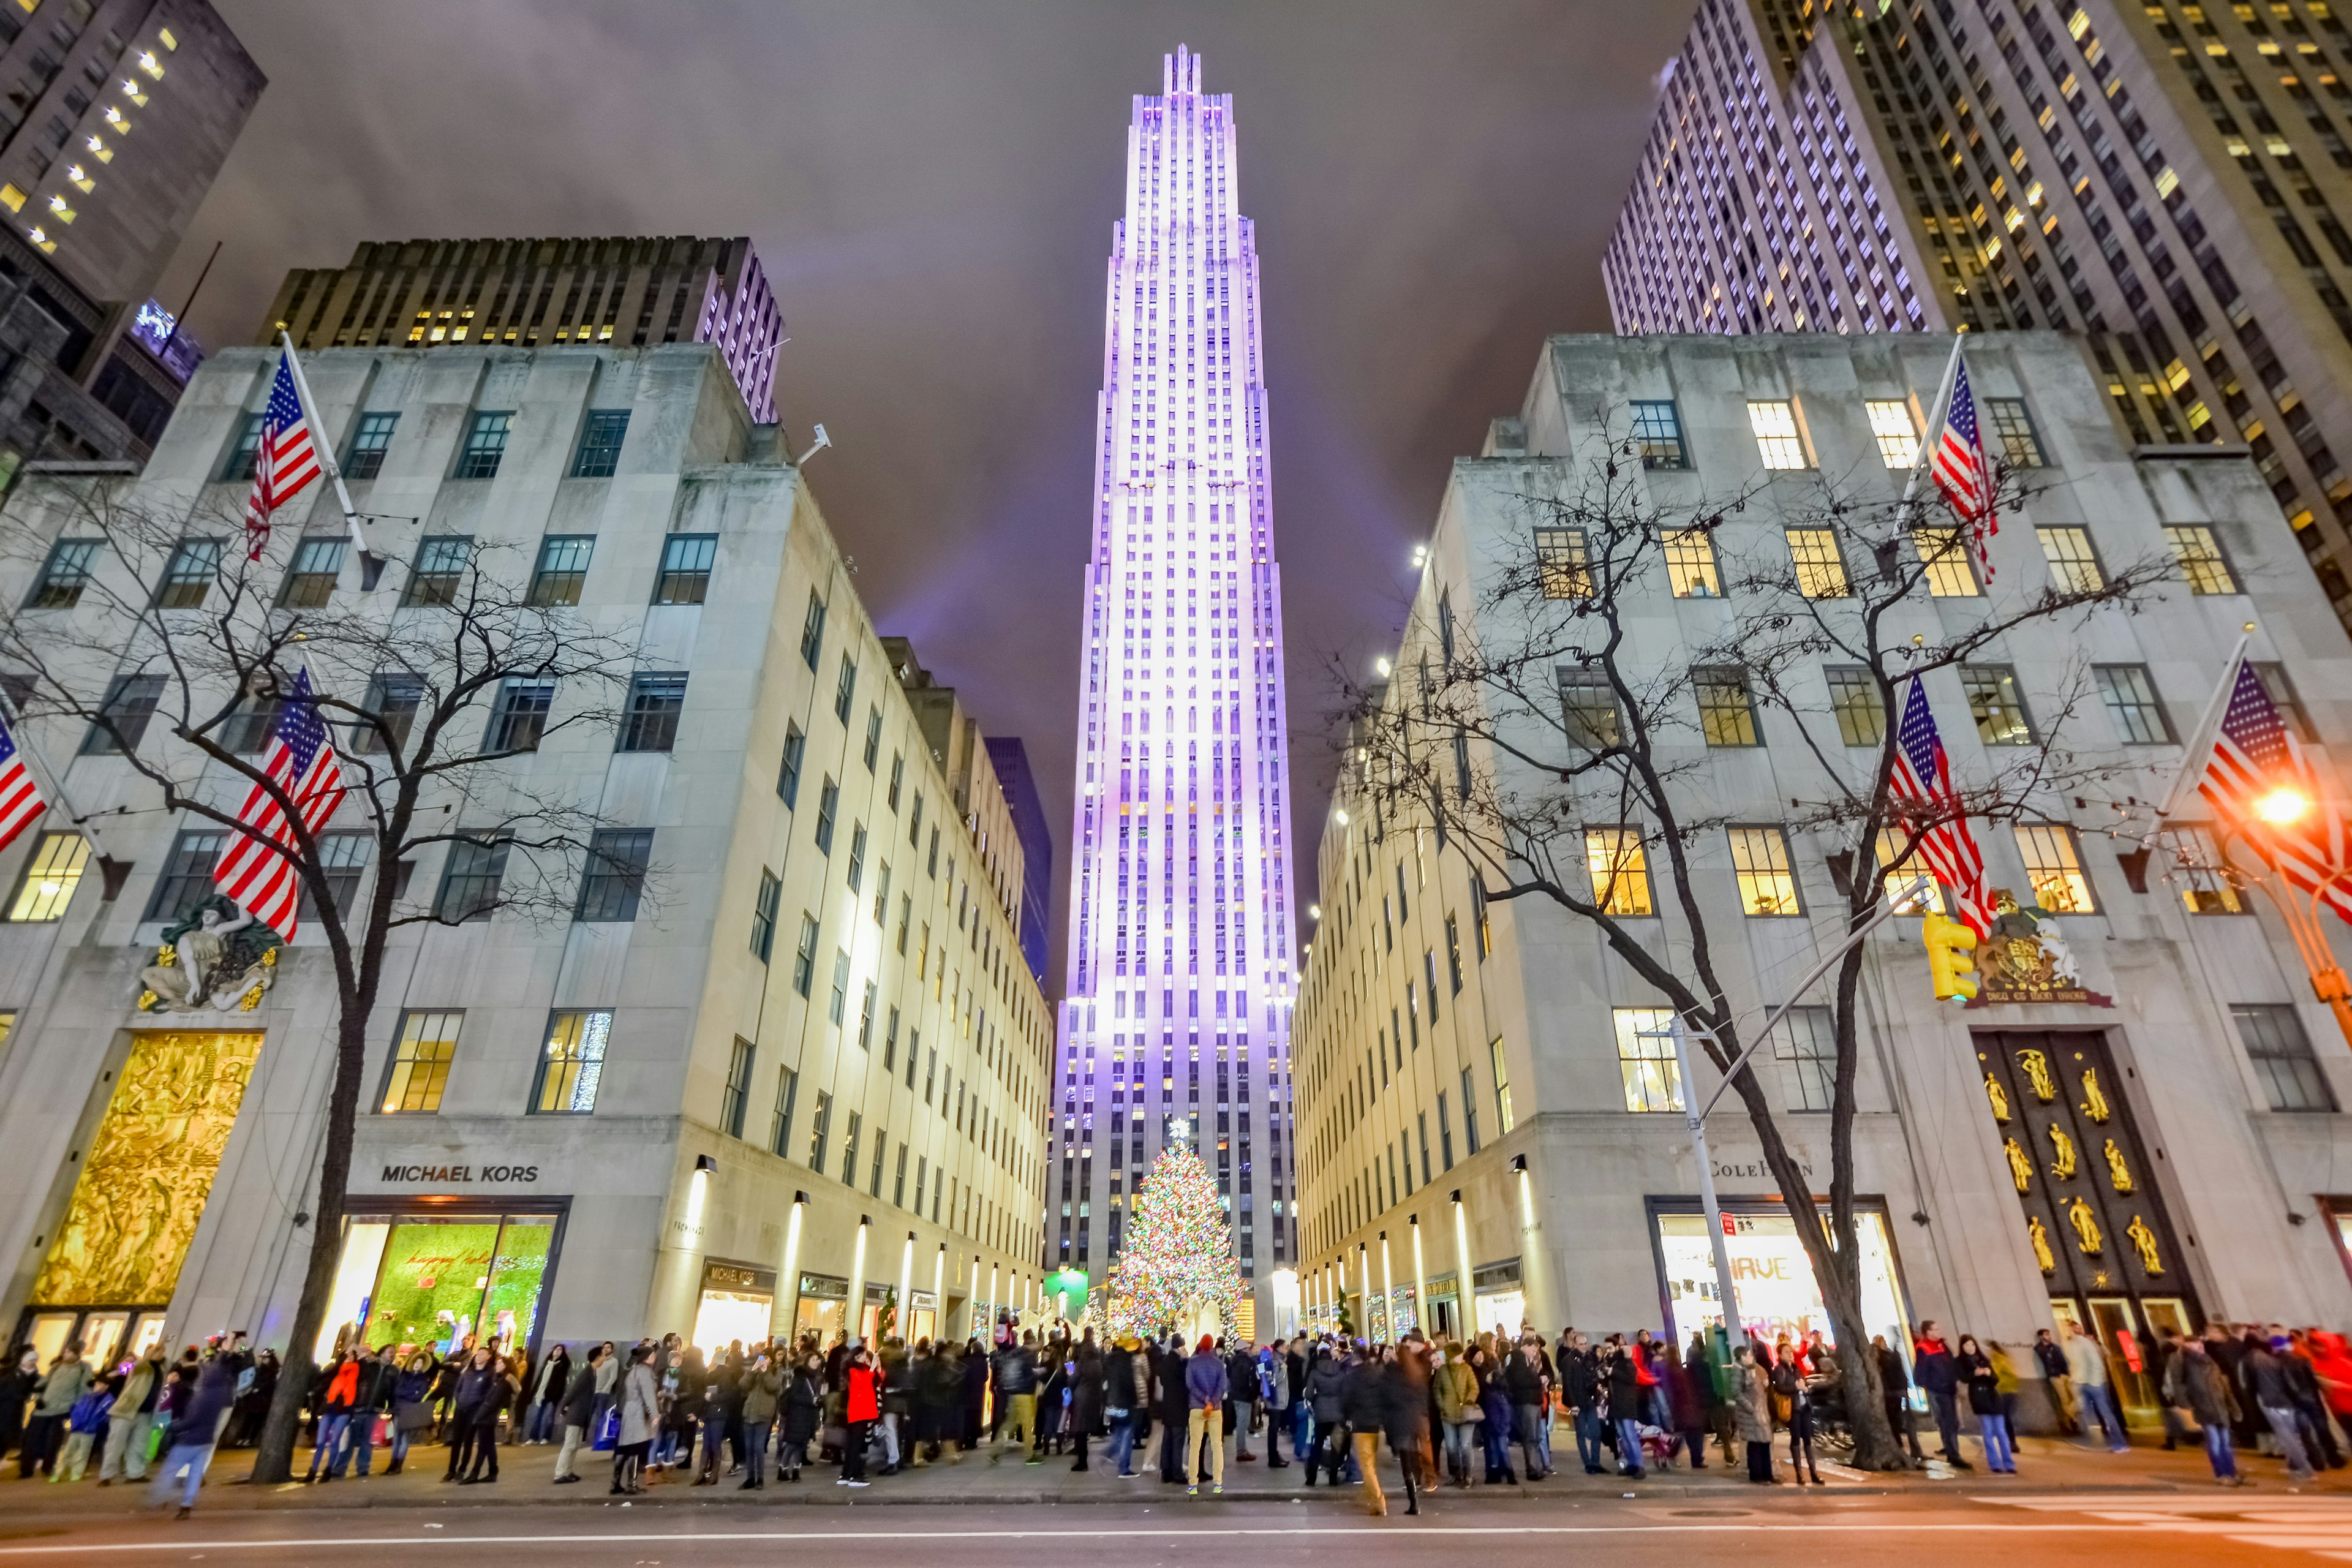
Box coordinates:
[165,1,1692,989]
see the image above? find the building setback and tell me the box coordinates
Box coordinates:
[255,235,783,424]
[1055,47,1298,1328]
[0,341,1050,1366]
[1292,331,2352,1425]
[1604,0,2352,639]
[984,735,1054,984]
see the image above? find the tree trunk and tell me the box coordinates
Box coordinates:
[249,1003,370,1483]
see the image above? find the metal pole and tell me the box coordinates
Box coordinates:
[277,332,388,588]
[1672,1019,1745,1345]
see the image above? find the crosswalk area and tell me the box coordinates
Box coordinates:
[1988,1492,2352,1559]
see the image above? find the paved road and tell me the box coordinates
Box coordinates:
[1,1493,2346,1566]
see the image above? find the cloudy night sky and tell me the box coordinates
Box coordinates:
[167,1,1691,981]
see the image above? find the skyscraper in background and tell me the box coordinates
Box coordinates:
[1604,0,2352,636]
[1054,46,1296,1319]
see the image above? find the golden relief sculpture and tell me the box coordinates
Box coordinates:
[2018,1049,2058,1102]
[2079,1068,2112,1124]
[1985,1074,2011,1123]
[2103,1138,2135,1194]
[2003,1137,2034,1193]
[2027,1215,2057,1273]
[29,1030,264,1307]
[2126,1214,2165,1275]
[2047,1123,2079,1180]
[2067,1194,2105,1256]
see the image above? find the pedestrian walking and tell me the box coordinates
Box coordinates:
[2064,1321,2130,1455]
[2240,1330,2316,1487]
[554,1344,602,1483]
[2163,1333,2242,1485]
[145,1349,238,1520]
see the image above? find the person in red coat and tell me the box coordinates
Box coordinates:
[840,1346,881,1487]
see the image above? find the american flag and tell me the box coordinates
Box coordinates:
[243,352,322,563]
[213,668,346,938]
[2198,658,2352,921]
[0,704,45,854]
[1929,349,1999,581]
[1890,677,1992,937]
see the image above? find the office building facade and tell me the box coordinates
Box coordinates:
[0,341,1049,1366]
[1605,0,2352,636]
[1292,331,2352,1423]
[984,735,1055,984]
[1054,47,1298,1321]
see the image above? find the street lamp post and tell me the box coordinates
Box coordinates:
[2216,824,2352,1049]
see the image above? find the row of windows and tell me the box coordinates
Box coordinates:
[225,407,630,486]
[1531,518,2241,604]
[28,529,720,614]
[1622,394,2046,474]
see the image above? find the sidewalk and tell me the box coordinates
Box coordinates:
[0,1430,2316,1518]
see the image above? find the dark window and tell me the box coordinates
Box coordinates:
[297,830,371,924]
[1559,668,1621,748]
[2233,1004,2338,1112]
[651,533,716,605]
[143,828,226,921]
[527,535,594,606]
[434,834,510,922]
[791,911,818,997]
[2256,663,2317,742]
[570,409,630,478]
[1825,666,1885,746]
[769,1066,799,1156]
[401,535,472,606]
[342,411,398,480]
[777,722,805,807]
[1461,1066,1480,1154]
[576,828,652,922]
[154,538,221,609]
[353,672,424,755]
[1630,399,1689,469]
[26,538,98,608]
[224,692,283,754]
[815,777,838,854]
[834,653,857,722]
[2094,664,2175,745]
[222,412,263,480]
[1692,665,1760,745]
[808,1090,832,1169]
[862,707,882,771]
[454,410,512,479]
[751,867,780,962]
[799,590,826,669]
[485,679,554,752]
[1985,398,2045,467]
[617,672,687,752]
[721,1037,754,1138]
[81,673,162,753]
[278,537,345,607]
[847,824,867,894]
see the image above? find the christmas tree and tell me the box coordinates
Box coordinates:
[1098,1120,1245,1343]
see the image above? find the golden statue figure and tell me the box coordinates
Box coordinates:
[2027,1215,2057,1273]
[2079,1068,2112,1124]
[1985,1074,2011,1123]
[2004,1136,2034,1193]
[2126,1214,2164,1276]
[2103,1137,2134,1194]
[2018,1048,2058,1102]
[2067,1194,2104,1255]
[2047,1123,2079,1180]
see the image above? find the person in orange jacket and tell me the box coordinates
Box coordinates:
[839,1344,881,1488]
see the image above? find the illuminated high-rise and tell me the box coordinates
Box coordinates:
[1054,45,1296,1317]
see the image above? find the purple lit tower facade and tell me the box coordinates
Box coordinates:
[1055,46,1296,1319]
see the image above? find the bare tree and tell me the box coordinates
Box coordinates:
[1337,420,2174,1469]
[0,477,650,1483]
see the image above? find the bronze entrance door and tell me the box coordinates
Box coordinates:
[1975,1028,2196,1423]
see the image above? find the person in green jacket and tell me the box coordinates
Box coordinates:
[19,1347,82,1478]
[1433,1343,1480,1488]
[738,1350,783,1490]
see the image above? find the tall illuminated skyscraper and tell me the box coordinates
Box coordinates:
[1053,46,1295,1316]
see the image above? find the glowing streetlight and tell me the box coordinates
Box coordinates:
[2256,788,2312,826]
[1374,657,1392,678]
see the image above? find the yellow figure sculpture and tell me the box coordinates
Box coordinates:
[2103,1137,2134,1194]
[2047,1123,2079,1180]
[2126,1214,2164,1276]
[2079,1068,2112,1124]
[2067,1194,2104,1255]
[2027,1215,2057,1273]
[2004,1137,2034,1193]
[2018,1049,2058,1102]
[1985,1074,2011,1123]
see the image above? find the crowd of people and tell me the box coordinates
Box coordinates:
[5,1313,2349,1518]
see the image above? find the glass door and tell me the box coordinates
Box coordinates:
[2087,1296,2157,1423]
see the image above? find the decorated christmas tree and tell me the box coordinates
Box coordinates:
[1098,1120,1245,1343]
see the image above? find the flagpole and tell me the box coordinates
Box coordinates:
[2155,628,2253,820]
[0,687,124,886]
[277,333,387,592]
[1899,334,1967,511]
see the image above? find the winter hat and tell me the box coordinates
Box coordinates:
[1197,1335,1216,1354]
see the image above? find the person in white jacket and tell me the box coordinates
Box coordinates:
[609,1346,660,1496]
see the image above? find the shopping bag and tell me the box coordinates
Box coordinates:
[592,1407,620,1452]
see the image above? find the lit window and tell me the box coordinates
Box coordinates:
[2171,825,2245,915]
[1864,399,1919,467]
[1534,526,1590,598]
[1488,1035,1516,1133]
[2164,526,2239,594]
[1825,666,1884,746]
[2013,823,2096,913]
[2037,527,2105,592]
[1692,665,1759,746]
[1728,825,1801,915]
[532,1009,612,1114]
[1874,829,1945,913]
[1663,527,1721,597]
[1747,399,1811,469]
[6,833,88,921]
[1584,827,1653,915]
[0,184,23,213]
[1630,400,1689,469]
[1961,665,2035,746]
[1787,528,1849,597]
[1915,524,1981,597]
[380,1010,462,1114]
[1613,1008,1684,1112]
[2094,664,2174,745]
[1772,1006,1837,1112]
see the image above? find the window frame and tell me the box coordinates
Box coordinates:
[2094,663,2176,745]
[1960,665,2037,747]
[1559,667,1622,748]
[616,671,688,753]
[82,673,164,755]
[530,1008,612,1115]
[1746,398,1812,469]
[1692,665,1761,746]
[401,534,474,608]
[526,534,594,607]
[2231,1003,2338,1112]
[454,410,513,480]
[342,410,398,480]
[1613,1007,1684,1113]
[6,831,88,921]
[2013,823,2097,913]
[2036,526,2106,593]
[1629,399,1689,469]
[277,536,347,608]
[153,537,222,609]
[1583,826,1655,916]
[1786,527,1850,598]
[380,1009,463,1115]
[575,827,652,922]
[484,677,554,753]
[1727,824,1803,916]
[432,832,510,923]
[143,828,226,922]
[25,538,99,609]
[751,867,781,962]
[1824,665,1885,747]
[1533,526,1591,598]
[1772,1006,1838,1112]
[1985,396,2046,468]
[650,533,717,606]
[2164,524,2240,595]
[1862,398,1920,469]
[1662,526,1722,598]
[570,409,630,478]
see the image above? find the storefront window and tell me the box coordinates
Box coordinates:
[322,1210,560,1359]
[693,1262,776,1352]
[1655,1204,1911,1355]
